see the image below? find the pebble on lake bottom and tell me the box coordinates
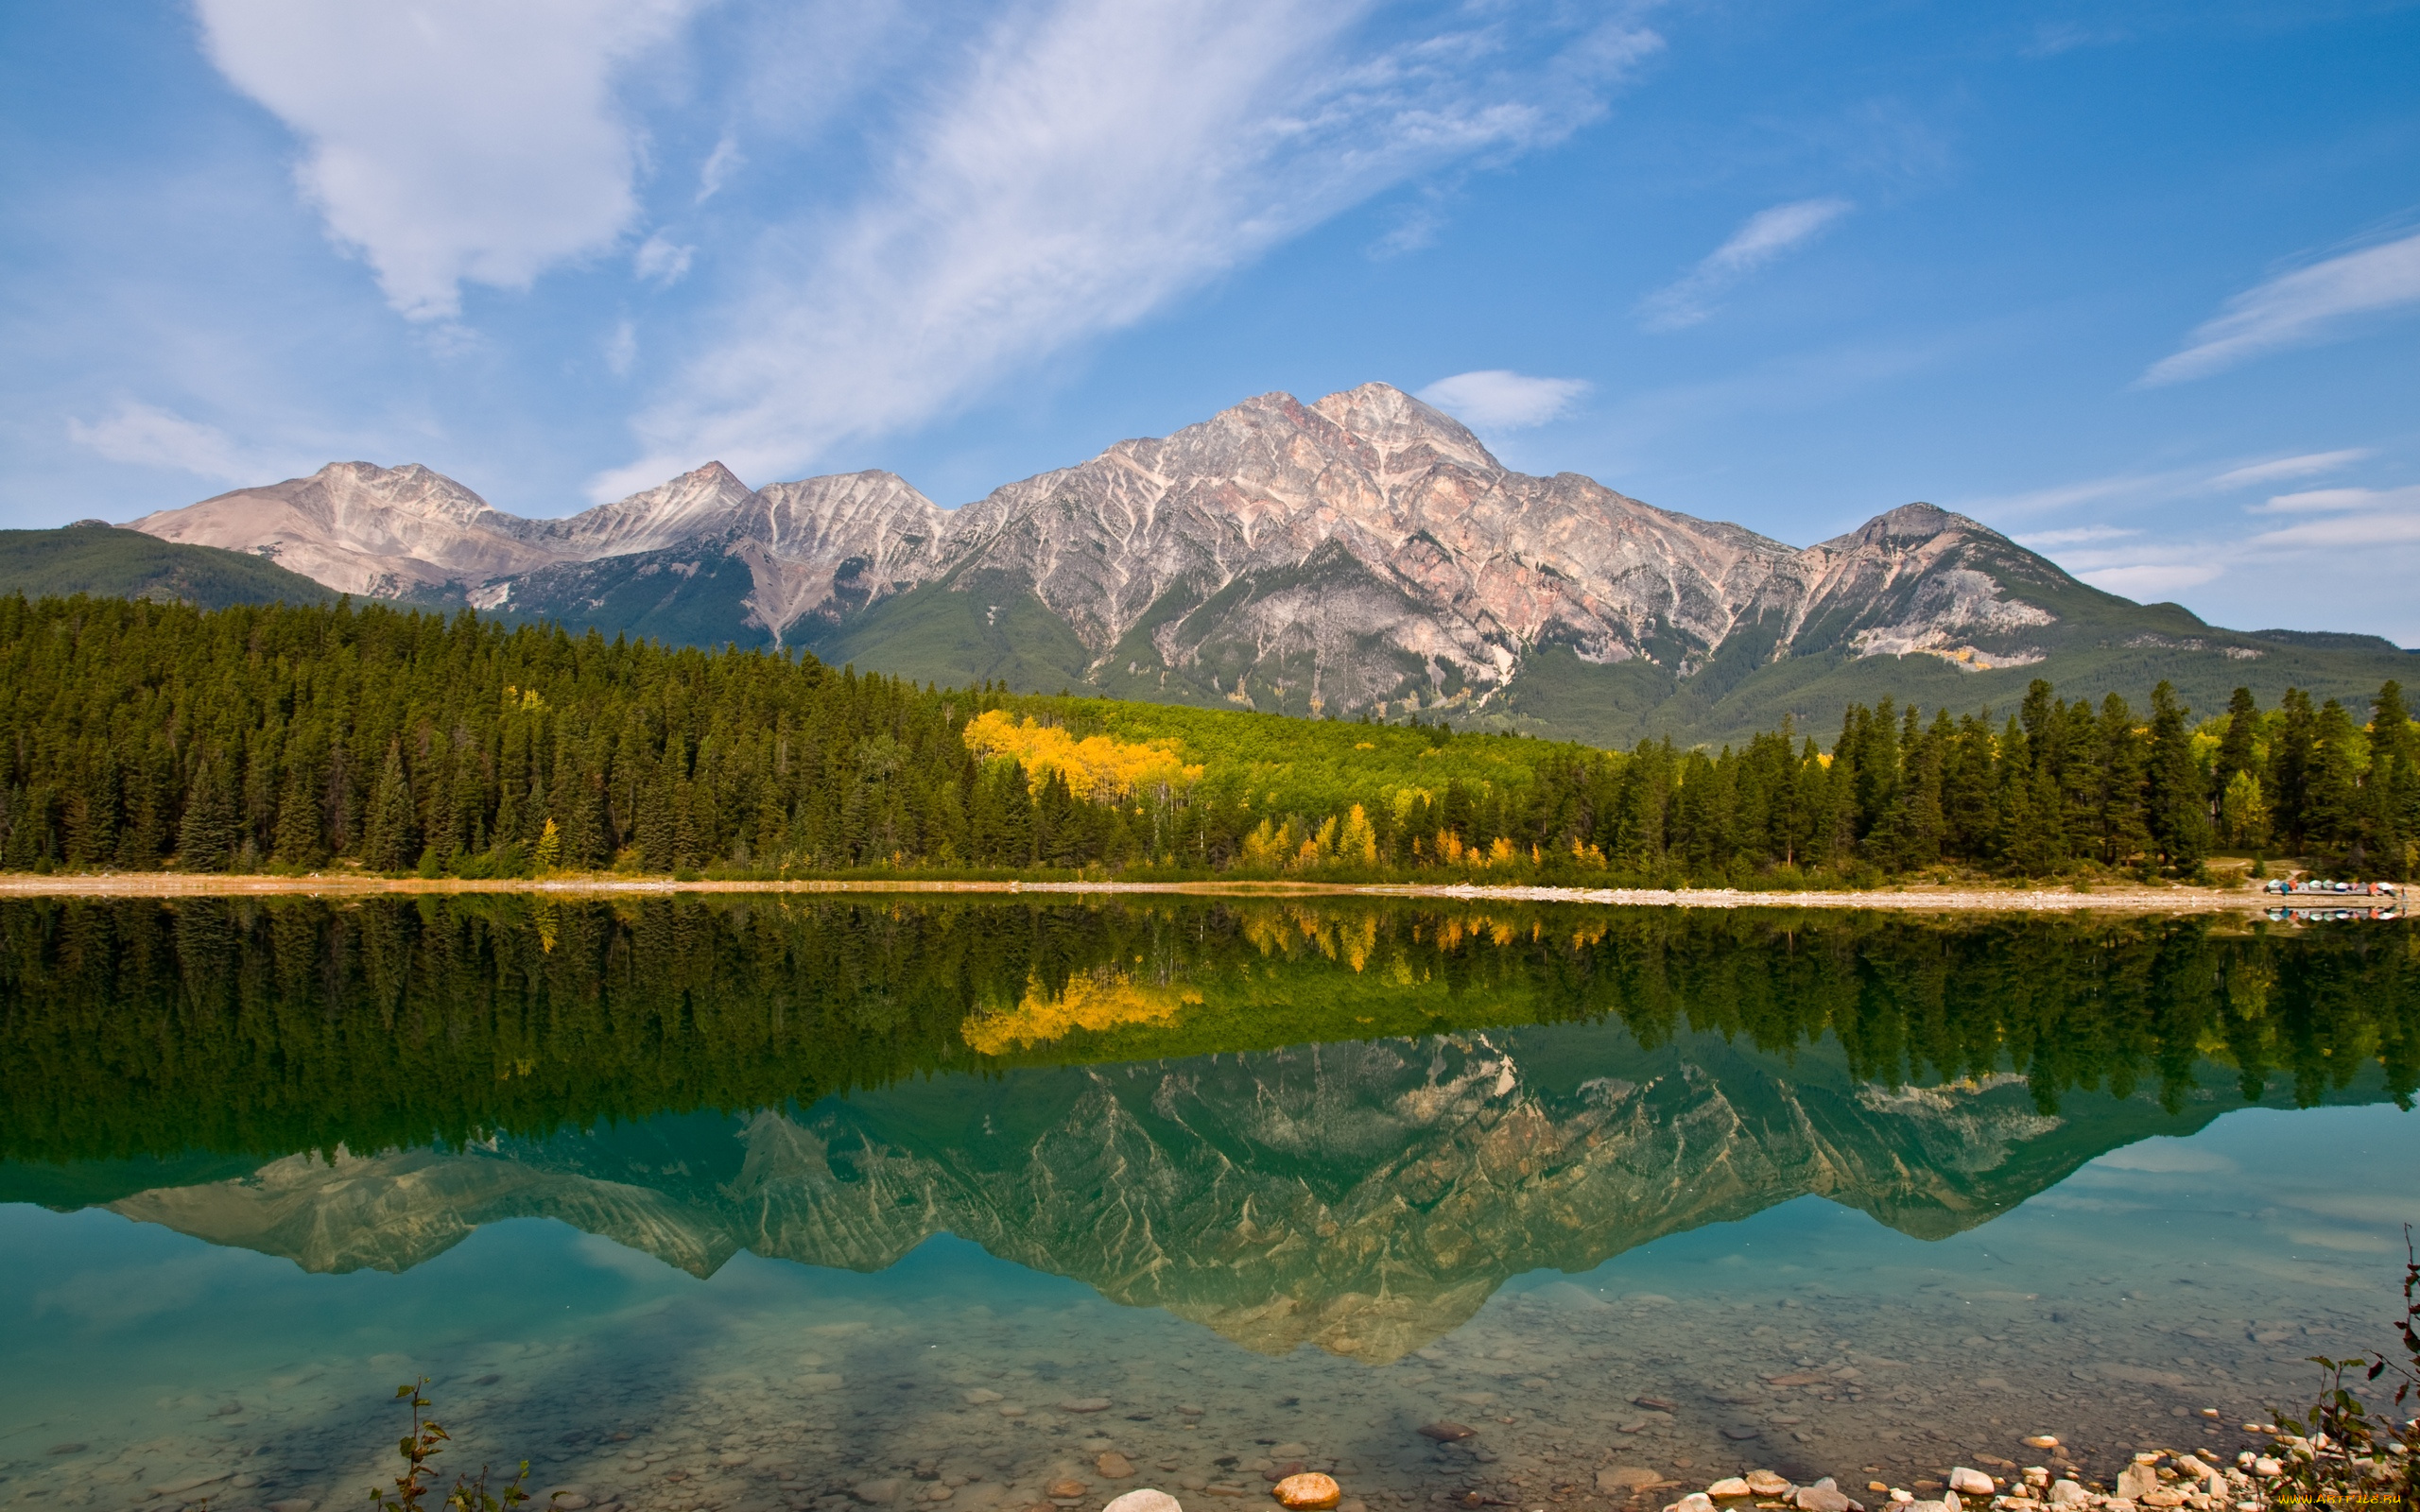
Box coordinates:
[1272,1472,1341,1510]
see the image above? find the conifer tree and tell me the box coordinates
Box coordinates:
[2271,688,2316,846]
[2213,687,2259,793]
[272,756,324,865]
[176,756,237,871]
[2146,681,2210,870]
[361,743,417,872]
[2365,681,2415,877]
[2307,698,2362,861]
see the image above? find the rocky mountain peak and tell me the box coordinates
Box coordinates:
[124,383,2265,740]
[1308,381,1500,474]
[1824,501,1996,551]
[540,460,760,558]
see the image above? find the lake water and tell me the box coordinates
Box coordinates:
[3,897,2417,1512]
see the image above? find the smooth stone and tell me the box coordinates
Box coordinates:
[1049,1482,1091,1500]
[1746,1473,1792,1497]
[2115,1469,2159,1502]
[1665,1496,1716,1512]
[1909,1503,1949,1512]
[1795,1485,1854,1512]
[966,1390,1004,1405]
[1706,1479,1753,1499]
[1599,1468,1662,1492]
[1176,1406,1205,1418]
[2021,1438,2059,1452]
[1272,1474,1340,1511]
[1099,1455,1137,1481]
[1951,1470,1996,1497]
[858,1482,906,1505]
[1104,1493,1184,1512]
[1720,1427,1761,1442]
[2253,1461,2281,1481]
[151,1474,235,1497]
[1417,1424,1474,1443]
[2049,1483,2087,1506]
[2139,1492,2185,1508]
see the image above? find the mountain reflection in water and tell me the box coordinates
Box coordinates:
[3,897,2415,1362]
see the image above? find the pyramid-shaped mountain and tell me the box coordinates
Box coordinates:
[125,384,2414,746]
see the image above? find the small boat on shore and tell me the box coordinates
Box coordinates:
[2261,877,2401,897]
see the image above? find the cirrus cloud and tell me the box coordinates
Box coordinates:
[2140,229,2420,386]
[67,402,285,483]
[1416,370,1591,430]
[1636,197,1853,332]
[594,0,1664,496]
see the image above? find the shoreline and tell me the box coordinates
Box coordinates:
[0,871,2334,914]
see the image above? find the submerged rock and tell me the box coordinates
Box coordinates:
[1272,1473,1341,1510]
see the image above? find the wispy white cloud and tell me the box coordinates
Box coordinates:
[196,0,700,320]
[2249,511,2420,549]
[66,402,284,483]
[634,232,695,286]
[2140,228,2420,386]
[1966,447,2377,519]
[2076,562,2222,598]
[1959,466,2204,518]
[1417,370,1590,430]
[596,0,1662,496]
[2014,524,2138,547]
[2251,484,2420,514]
[2204,449,2371,490]
[696,134,743,203]
[605,319,639,378]
[1635,197,1853,332]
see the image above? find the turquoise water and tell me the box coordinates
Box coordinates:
[2,898,2416,1512]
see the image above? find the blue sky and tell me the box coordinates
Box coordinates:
[5,0,2417,643]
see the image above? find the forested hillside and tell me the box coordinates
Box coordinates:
[0,524,332,610]
[0,594,2411,883]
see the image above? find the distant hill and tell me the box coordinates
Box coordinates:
[121,386,2415,746]
[0,524,332,610]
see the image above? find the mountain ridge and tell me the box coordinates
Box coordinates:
[122,383,2412,746]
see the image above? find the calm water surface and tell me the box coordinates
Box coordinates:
[3,898,2417,1512]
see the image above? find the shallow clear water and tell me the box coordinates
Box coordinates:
[2,898,2415,1512]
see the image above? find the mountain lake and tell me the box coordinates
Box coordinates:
[2,896,2416,1512]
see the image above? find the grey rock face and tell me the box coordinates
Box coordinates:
[123,386,2079,712]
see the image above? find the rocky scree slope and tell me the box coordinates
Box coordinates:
[124,385,2412,747]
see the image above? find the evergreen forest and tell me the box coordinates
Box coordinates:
[1,593,2414,884]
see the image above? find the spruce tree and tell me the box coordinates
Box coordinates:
[2213,687,2259,792]
[2146,681,2210,871]
[175,757,237,872]
[2271,688,2316,847]
[361,743,417,872]
[2307,698,2362,864]
[272,757,324,865]
[2366,681,2415,877]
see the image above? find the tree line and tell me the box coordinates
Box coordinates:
[0,593,2411,882]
